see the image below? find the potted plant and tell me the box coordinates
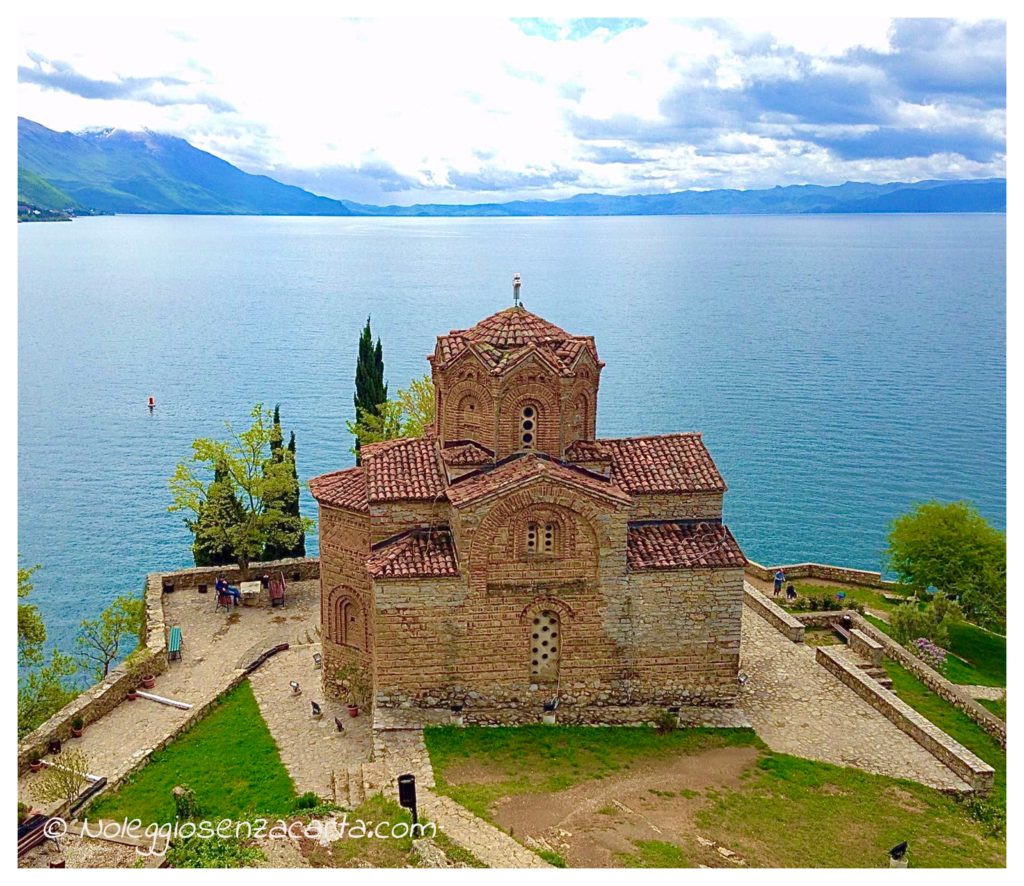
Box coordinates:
[71,716,85,738]
[141,673,157,690]
[347,700,359,718]
[29,753,44,773]
[48,738,62,755]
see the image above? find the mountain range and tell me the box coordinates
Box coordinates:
[18,117,1007,218]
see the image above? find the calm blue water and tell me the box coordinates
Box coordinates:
[18,214,1006,654]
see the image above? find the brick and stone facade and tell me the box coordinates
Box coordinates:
[310,301,747,722]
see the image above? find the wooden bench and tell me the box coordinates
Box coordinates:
[168,626,182,661]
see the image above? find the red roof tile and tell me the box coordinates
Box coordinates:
[367,528,459,579]
[564,439,612,462]
[308,467,368,513]
[361,437,447,502]
[447,453,631,508]
[434,306,601,377]
[599,434,726,494]
[627,521,746,570]
[440,441,494,467]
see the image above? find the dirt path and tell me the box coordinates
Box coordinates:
[486,746,759,867]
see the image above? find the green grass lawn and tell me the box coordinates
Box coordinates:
[425,725,1004,868]
[883,660,1006,808]
[977,697,1006,721]
[424,725,758,820]
[89,680,297,825]
[783,582,910,613]
[696,752,1004,868]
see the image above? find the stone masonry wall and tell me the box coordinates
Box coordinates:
[318,505,374,701]
[629,492,724,521]
[745,559,900,591]
[742,584,805,642]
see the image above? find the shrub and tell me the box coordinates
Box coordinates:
[653,710,678,734]
[172,785,203,820]
[71,716,84,731]
[913,638,948,674]
[291,791,320,811]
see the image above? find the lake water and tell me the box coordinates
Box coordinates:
[18,214,1006,654]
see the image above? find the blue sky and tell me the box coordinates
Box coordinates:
[18,17,1006,204]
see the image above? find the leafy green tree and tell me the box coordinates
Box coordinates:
[169,404,313,579]
[76,594,145,680]
[885,500,1006,631]
[18,561,46,668]
[889,592,963,649]
[353,317,387,462]
[346,375,436,456]
[32,748,92,806]
[18,650,79,738]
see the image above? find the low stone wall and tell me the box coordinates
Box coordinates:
[849,628,883,666]
[742,585,805,642]
[745,559,900,591]
[156,556,319,592]
[851,617,1007,748]
[816,646,994,794]
[18,576,168,773]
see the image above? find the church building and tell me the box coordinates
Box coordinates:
[310,285,746,723]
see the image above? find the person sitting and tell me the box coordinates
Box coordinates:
[215,576,241,605]
[786,583,797,602]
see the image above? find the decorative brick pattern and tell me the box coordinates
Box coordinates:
[311,304,745,718]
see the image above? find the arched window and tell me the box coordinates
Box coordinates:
[520,404,537,449]
[334,595,363,650]
[531,610,561,680]
[572,395,589,439]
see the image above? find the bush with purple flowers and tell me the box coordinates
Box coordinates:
[913,637,948,674]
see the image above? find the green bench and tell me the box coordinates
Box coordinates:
[168,626,182,661]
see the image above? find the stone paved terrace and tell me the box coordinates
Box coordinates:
[18,580,322,811]
[249,645,372,801]
[739,592,969,791]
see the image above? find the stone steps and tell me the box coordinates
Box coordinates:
[856,662,894,689]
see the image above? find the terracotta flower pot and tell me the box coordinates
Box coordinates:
[126,690,138,701]
[141,675,156,690]
[71,727,83,738]
[347,704,359,717]
[30,760,44,773]
[49,859,66,868]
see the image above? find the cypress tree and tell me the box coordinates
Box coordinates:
[192,460,243,567]
[287,431,306,557]
[270,404,283,460]
[354,316,388,462]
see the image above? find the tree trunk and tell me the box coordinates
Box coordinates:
[239,558,250,582]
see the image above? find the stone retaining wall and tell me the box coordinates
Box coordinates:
[791,610,1006,747]
[17,558,319,775]
[742,585,805,642]
[849,628,883,666]
[816,646,994,794]
[745,559,900,591]
[17,575,168,773]
[156,556,319,592]
[851,617,1007,748]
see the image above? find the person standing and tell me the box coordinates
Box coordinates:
[774,568,786,596]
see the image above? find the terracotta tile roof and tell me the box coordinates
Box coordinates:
[447,452,631,508]
[597,434,727,494]
[440,441,494,467]
[308,467,368,513]
[564,439,612,462]
[367,528,459,579]
[361,437,447,502]
[433,306,601,377]
[627,521,746,570]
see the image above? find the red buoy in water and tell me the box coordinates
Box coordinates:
[148,396,155,410]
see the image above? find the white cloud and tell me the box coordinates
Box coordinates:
[18,17,1005,204]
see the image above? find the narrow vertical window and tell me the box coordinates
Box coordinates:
[526,522,538,553]
[543,522,556,554]
[521,405,536,448]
